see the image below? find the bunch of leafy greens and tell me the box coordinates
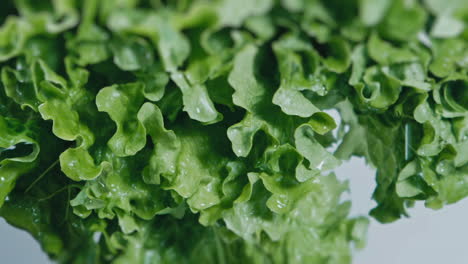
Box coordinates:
[0,0,467,263]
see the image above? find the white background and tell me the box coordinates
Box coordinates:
[1,157,468,263]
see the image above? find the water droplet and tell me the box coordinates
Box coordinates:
[274,195,289,211]
[68,160,77,168]
[276,200,286,209]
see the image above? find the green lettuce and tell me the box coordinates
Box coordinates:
[0,0,466,263]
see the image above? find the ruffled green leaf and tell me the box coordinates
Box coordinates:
[0,116,40,207]
[107,9,190,72]
[295,123,341,172]
[429,39,468,78]
[96,83,147,157]
[378,0,427,41]
[137,102,180,185]
[272,35,323,117]
[171,72,222,123]
[359,0,391,26]
[354,66,402,109]
[368,33,419,65]
[217,0,273,27]
[111,36,154,71]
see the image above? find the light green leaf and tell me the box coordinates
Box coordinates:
[171,72,221,124]
[96,83,147,157]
